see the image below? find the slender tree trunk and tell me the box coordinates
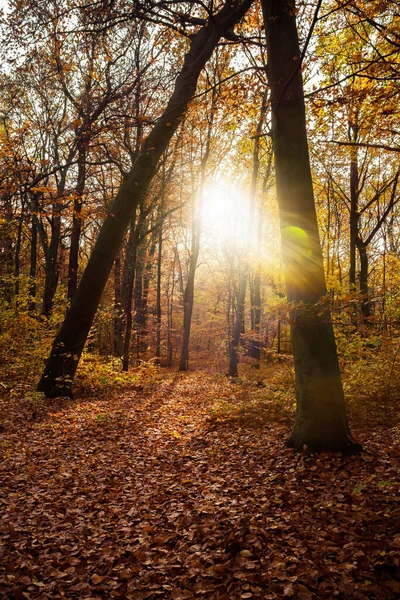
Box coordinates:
[133,236,146,363]
[113,249,124,357]
[349,123,359,290]
[138,232,157,360]
[122,213,146,371]
[68,143,86,301]
[43,191,64,318]
[250,274,255,331]
[179,81,218,371]
[358,243,370,320]
[29,215,38,313]
[228,275,247,376]
[179,244,200,370]
[178,178,203,371]
[229,90,266,375]
[156,169,166,362]
[38,0,253,397]
[14,206,24,303]
[167,251,177,367]
[251,271,262,362]
[262,0,360,453]
[0,197,14,304]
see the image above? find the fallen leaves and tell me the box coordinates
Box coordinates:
[0,371,399,598]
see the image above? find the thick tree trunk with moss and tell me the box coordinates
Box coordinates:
[262,0,360,453]
[38,0,254,397]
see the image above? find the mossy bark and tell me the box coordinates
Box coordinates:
[262,0,361,453]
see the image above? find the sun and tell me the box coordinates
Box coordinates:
[201,180,250,247]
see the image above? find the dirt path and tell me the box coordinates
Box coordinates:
[0,372,399,599]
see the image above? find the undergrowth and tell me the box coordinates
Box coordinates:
[1,306,399,435]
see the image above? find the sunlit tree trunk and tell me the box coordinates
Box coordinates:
[179,76,218,371]
[262,0,360,453]
[38,0,254,397]
[228,91,266,375]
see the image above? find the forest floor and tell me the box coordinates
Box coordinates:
[0,365,399,600]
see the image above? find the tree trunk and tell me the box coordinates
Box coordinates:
[179,245,200,370]
[228,274,247,376]
[68,143,86,301]
[167,250,177,367]
[122,212,146,371]
[133,236,146,362]
[0,197,15,305]
[251,271,262,362]
[349,124,359,290]
[358,243,370,320]
[229,90,266,375]
[156,167,166,362]
[138,232,157,361]
[14,206,24,303]
[179,78,218,371]
[43,192,64,318]
[178,163,205,371]
[38,0,253,397]
[113,249,124,357]
[29,215,38,313]
[262,0,360,453]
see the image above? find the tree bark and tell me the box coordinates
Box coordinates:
[122,212,146,371]
[228,90,266,375]
[67,143,87,301]
[349,122,359,290]
[262,0,360,453]
[358,243,370,320]
[29,215,38,313]
[38,0,254,397]
[228,274,247,376]
[133,236,146,362]
[113,248,124,357]
[14,206,24,303]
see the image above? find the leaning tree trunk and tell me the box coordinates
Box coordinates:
[38,0,254,397]
[262,0,360,453]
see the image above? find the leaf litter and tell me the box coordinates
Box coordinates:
[0,371,399,599]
